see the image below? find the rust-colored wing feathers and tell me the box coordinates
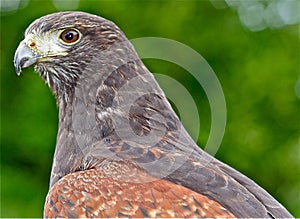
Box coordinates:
[44,168,236,218]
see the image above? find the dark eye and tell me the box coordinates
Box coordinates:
[60,29,80,44]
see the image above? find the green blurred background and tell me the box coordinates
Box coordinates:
[1,0,299,217]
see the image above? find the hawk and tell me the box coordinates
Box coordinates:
[14,11,292,218]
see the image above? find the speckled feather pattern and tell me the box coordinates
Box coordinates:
[44,163,235,218]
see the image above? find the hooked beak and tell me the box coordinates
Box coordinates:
[14,42,40,76]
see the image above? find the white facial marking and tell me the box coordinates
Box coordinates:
[24,31,70,58]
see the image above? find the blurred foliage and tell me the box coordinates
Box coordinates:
[1,0,299,217]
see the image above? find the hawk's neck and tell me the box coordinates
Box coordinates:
[49,42,176,187]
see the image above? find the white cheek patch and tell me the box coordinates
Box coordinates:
[25,32,69,57]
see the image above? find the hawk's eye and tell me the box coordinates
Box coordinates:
[59,29,80,44]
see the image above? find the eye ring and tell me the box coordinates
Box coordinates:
[59,28,81,44]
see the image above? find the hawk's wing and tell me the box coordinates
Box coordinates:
[45,59,292,218]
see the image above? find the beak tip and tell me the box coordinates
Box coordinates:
[16,69,21,76]
[14,60,21,76]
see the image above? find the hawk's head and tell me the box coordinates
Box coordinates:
[14,11,126,99]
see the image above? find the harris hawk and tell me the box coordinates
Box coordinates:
[13,11,293,218]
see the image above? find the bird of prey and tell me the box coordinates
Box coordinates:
[14,11,292,218]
